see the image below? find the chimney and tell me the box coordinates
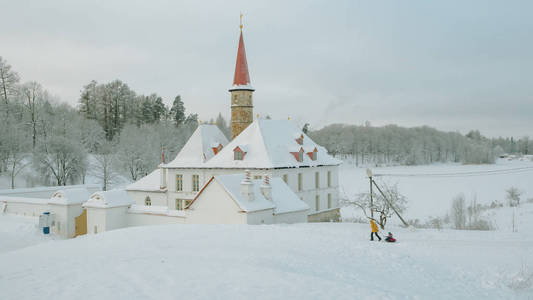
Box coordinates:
[160,147,167,190]
[241,170,254,201]
[261,174,272,201]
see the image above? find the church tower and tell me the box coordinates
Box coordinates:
[230,15,254,140]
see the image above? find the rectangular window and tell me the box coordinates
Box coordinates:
[253,175,262,180]
[192,175,200,192]
[327,171,331,187]
[176,199,192,210]
[234,151,243,160]
[315,195,320,211]
[315,172,319,189]
[298,173,302,191]
[176,174,183,191]
[328,193,332,209]
[283,174,288,184]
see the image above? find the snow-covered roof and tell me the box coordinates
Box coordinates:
[165,124,229,168]
[195,174,308,214]
[202,119,341,169]
[48,188,90,205]
[83,189,134,208]
[126,169,162,192]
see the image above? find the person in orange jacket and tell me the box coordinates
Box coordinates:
[370,219,381,241]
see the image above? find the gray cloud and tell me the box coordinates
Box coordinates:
[1,0,532,137]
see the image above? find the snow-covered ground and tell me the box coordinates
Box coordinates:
[0,216,531,299]
[1,159,533,299]
[340,158,533,223]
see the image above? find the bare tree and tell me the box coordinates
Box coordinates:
[91,141,118,191]
[341,181,407,229]
[21,82,46,149]
[451,194,466,229]
[506,187,522,207]
[34,135,87,186]
[0,124,30,188]
[0,56,20,122]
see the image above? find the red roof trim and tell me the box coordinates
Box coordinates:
[185,176,215,209]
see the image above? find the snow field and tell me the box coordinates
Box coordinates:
[339,159,533,223]
[0,220,531,299]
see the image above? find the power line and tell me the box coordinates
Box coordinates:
[373,165,533,178]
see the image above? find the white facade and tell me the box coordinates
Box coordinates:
[127,120,342,221]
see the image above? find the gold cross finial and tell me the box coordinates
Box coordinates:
[240,13,243,31]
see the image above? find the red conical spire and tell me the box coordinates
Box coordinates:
[232,31,251,87]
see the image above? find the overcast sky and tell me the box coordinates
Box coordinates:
[2,0,532,137]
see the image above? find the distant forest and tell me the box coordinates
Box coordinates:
[0,56,531,189]
[309,123,532,166]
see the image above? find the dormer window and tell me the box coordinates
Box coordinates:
[307,147,318,161]
[212,143,223,155]
[145,196,151,206]
[233,145,248,160]
[291,147,305,162]
[295,134,304,145]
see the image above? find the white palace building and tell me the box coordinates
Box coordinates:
[0,22,341,236]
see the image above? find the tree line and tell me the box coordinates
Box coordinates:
[308,123,532,166]
[0,56,201,189]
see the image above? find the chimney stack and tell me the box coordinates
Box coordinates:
[241,170,254,201]
[261,174,272,201]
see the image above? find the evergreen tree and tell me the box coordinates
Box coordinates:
[170,95,186,127]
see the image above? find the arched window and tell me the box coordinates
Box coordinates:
[145,196,152,206]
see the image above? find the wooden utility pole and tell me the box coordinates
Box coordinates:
[366,169,374,219]
[371,179,409,227]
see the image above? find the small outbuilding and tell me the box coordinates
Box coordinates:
[83,190,134,234]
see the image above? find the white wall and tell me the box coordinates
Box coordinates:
[273,211,308,224]
[105,206,129,231]
[127,191,168,207]
[48,204,84,238]
[187,180,247,224]
[127,212,186,227]
[246,209,274,225]
[1,197,49,217]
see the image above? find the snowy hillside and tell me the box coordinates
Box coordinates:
[0,217,532,299]
[340,158,533,223]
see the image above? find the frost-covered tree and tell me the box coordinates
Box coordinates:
[341,181,407,229]
[21,81,47,149]
[34,135,87,186]
[506,187,522,207]
[0,56,20,122]
[0,123,30,188]
[451,194,466,229]
[91,141,118,191]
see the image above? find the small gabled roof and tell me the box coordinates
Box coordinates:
[190,174,308,215]
[166,124,229,168]
[83,189,134,208]
[203,119,341,169]
[48,188,90,205]
[126,169,162,192]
